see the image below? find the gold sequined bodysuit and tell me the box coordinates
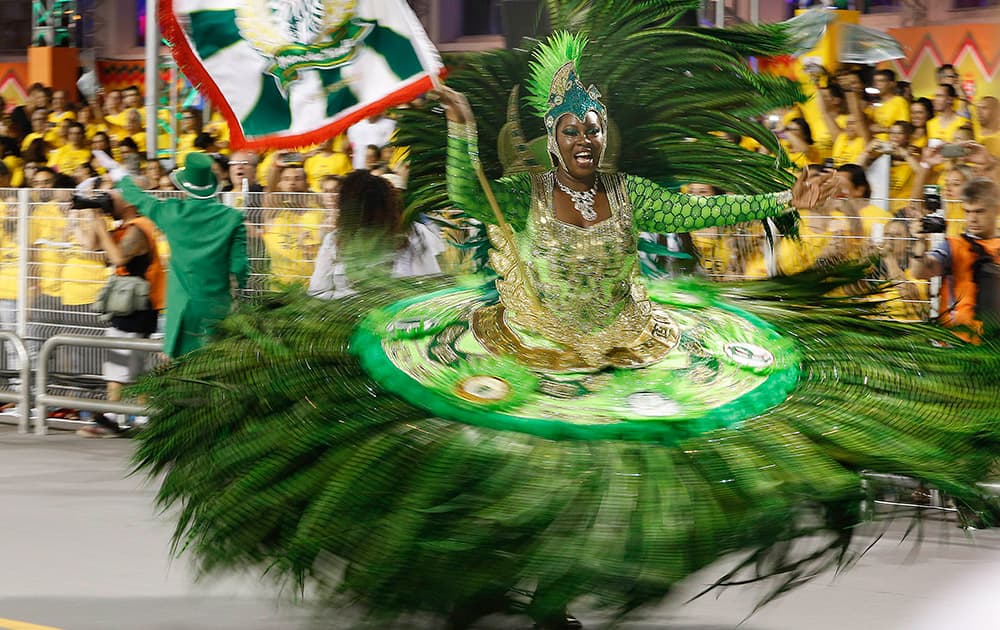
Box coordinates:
[447,120,792,371]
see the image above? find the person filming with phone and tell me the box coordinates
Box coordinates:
[910,177,1000,338]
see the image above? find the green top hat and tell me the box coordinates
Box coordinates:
[170,152,220,199]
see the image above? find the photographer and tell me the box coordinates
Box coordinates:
[74,188,165,437]
[911,177,1000,338]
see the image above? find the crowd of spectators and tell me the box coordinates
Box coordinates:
[0,82,408,196]
[666,63,1000,332]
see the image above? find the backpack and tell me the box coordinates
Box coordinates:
[92,274,151,321]
[963,235,1000,329]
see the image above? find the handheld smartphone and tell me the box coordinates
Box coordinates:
[939,143,969,158]
[822,157,834,171]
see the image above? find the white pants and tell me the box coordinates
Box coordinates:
[102,327,148,384]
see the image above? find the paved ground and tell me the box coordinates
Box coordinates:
[1,422,999,630]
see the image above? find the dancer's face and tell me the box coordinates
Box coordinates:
[554,111,604,182]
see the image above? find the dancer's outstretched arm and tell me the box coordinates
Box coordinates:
[628,169,835,233]
[438,87,533,231]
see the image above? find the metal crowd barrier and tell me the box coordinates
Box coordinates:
[0,332,31,433]
[33,334,163,435]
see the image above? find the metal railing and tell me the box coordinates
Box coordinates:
[33,334,163,435]
[0,332,31,433]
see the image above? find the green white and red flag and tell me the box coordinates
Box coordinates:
[160,0,444,150]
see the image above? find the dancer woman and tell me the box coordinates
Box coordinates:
[133,11,999,630]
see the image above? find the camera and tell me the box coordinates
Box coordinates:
[71,191,114,215]
[919,185,946,234]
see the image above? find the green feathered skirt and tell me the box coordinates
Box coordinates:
[131,269,1000,626]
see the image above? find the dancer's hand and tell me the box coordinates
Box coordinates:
[432,85,474,125]
[790,168,837,210]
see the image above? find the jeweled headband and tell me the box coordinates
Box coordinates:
[543,61,607,137]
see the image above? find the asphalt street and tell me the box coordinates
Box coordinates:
[1,422,998,630]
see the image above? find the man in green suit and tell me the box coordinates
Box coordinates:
[95,150,249,357]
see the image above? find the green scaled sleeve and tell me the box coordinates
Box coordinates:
[626,174,793,233]
[447,119,533,232]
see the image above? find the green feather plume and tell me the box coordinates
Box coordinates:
[524,31,588,120]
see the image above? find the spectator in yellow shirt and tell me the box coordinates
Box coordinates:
[27,168,66,354]
[867,69,910,139]
[830,116,867,167]
[872,216,928,322]
[974,96,999,158]
[909,98,932,149]
[104,85,145,133]
[778,117,820,169]
[303,138,352,191]
[76,102,107,140]
[47,122,92,175]
[0,167,17,368]
[263,161,323,287]
[176,107,203,167]
[47,90,76,130]
[122,109,148,154]
[856,121,922,211]
[21,108,51,154]
[836,164,893,258]
[927,84,969,142]
[819,72,870,167]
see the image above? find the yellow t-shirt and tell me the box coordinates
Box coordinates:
[831,134,865,167]
[126,131,172,156]
[47,145,92,175]
[782,144,820,169]
[944,200,965,237]
[0,205,17,300]
[205,111,231,154]
[867,96,910,137]
[303,152,352,191]
[4,155,24,187]
[926,114,970,142]
[980,131,1000,159]
[20,131,46,153]
[176,133,199,167]
[84,122,108,139]
[105,107,146,132]
[29,203,67,297]
[872,267,928,322]
[61,247,108,306]
[798,95,833,160]
[48,110,75,124]
[777,209,845,275]
[692,228,731,277]
[888,160,915,210]
[262,208,325,286]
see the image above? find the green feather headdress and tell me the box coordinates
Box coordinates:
[526,32,605,132]
[525,31,608,170]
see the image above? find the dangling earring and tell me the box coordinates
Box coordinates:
[548,133,565,171]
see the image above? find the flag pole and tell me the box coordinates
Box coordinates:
[145,0,159,162]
